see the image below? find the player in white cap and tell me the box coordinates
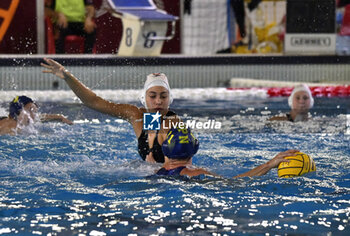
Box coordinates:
[41,58,179,163]
[270,84,314,122]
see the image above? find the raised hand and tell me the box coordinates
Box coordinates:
[57,13,68,29]
[41,58,66,79]
[84,18,96,34]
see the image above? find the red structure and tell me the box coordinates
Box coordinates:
[266,86,350,97]
[340,5,350,36]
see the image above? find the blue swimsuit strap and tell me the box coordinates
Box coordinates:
[156,166,186,176]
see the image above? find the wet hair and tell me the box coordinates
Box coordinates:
[9,96,35,120]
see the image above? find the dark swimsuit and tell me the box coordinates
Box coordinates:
[156,166,186,176]
[286,113,294,122]
[137,110,176,163]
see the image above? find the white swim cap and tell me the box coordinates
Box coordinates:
[288,84,314,108]
[139,73,173,108]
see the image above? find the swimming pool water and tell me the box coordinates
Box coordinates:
[0,96,349,235]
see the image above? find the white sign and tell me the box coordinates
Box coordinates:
[285,33,336,55]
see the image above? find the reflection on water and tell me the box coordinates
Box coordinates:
[0,98,349,235]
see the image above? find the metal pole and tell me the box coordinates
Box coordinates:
[36,0,45,54]
[180,0,184,54]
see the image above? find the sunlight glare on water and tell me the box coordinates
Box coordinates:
[0,93,349,235]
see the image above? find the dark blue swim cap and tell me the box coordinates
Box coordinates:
[162,128,199,159]
[9,96,34,119]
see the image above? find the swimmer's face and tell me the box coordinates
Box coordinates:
[145,86,170,113]
[292,91,311,112]
[17,102,38,125]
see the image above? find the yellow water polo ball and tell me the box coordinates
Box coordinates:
[278,152,316,178]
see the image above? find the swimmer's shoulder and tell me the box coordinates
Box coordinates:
[180,167,217,177]
[103,102,144,121]
[0,118,17,135]
[0,117,12,125]
[268,114,289,122]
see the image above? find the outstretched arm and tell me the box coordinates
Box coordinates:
[40,114,73,125]
[41,58,141,124]
[234,149,299,178]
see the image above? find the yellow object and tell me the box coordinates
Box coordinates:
[233,45,252,54]
[278,152,316,178]
[12,96,19,103]
[55,0,86,23]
